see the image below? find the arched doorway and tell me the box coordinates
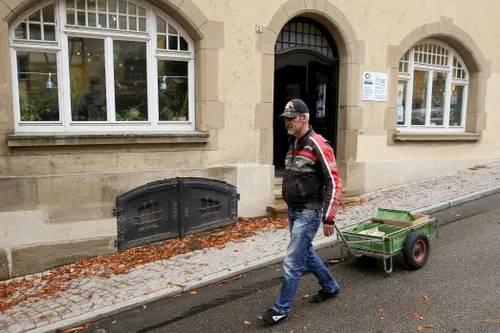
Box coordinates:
[273,17,340,172]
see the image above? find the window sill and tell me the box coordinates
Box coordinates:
[393,132,481,142]
[6,132,210,147]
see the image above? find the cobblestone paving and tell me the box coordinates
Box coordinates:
[2,163,500,333]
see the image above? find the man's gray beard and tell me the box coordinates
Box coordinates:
[287,127,296,135]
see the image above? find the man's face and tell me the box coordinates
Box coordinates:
[285,114,306,136]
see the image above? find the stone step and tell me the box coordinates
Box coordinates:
[266,203,288,218]
[274,177,282,191]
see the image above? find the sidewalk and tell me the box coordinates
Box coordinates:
[2,162,500,333]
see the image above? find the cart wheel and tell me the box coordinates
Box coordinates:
[402,231,430,270]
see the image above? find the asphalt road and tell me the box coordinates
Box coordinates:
[79,193,500,333]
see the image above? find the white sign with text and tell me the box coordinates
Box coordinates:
[362,72,388,102]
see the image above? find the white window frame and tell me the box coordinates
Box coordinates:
[397,39,469,133]
[9,0,195,133]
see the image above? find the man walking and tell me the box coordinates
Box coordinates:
[257,98,343,325]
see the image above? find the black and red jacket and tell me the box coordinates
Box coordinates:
[282,127,343,223]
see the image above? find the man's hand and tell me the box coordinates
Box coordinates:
[323,223,335,237]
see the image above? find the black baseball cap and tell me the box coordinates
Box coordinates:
[278,98,309,119]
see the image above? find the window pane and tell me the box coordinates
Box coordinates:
[119,15,127,29]
[77,11,86,26]
[397,80,407,125]
[119,1,127,14]
[76,0,85,10]
[157,17,166,33]
[430,72,446,126]
[42,4,55,23]
[129,17,136,30]
[158,60,189,121]
[43,25,56,41]
[29,24,42,40]
[67,10,75,25]
[66,0,75,9]
[98,0,106,11]
[88,12,96,27]
[168,36,178,50]
[411,70,428,126]
[109,14,117,29]
[68,37,107,121]
[157,35,166,49]
[450,85,465,126]
[109,0,117,13]
[17,51,59,121]
[114,40,148,121]
[139,18,146,31]
[179,36,188,51]
[29,10,41,22]
[15,23,27,39]
[128,3,137,15]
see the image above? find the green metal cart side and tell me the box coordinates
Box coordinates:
[334,217,439,273]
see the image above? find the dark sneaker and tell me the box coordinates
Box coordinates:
[256,308,288,325]
[308,289,340,303]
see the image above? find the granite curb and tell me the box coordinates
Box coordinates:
[24,184,500,333]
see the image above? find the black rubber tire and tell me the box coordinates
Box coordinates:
[402,231,430,270]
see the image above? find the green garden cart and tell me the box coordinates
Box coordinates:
[334,209,439,273]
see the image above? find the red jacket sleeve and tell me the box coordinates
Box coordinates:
[310,134,343,222]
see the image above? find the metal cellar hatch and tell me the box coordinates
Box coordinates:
[115,177,238,250]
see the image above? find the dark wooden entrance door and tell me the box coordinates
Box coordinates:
[273,60,339,168]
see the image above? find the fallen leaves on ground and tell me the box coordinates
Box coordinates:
[87,292,94,300]
[0,217,288,312]
[418,326,423,331]
[111,320,116,325]
[487,318,500,323]
[233,274,245,281]
[61,324,91,333]
[380,313,385,320]
[39,315,49,320]
[412,312,424,320]
[215,280,229,287]
[443,283,449,288]
[422,295,429,300]
[142,304,147,309]
[189,290,198,295]
[468,164,490,171]
[424,324,434,328]
[243,320,251,325]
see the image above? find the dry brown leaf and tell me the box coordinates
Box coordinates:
[189,290,198,295]
[88,292,94,300]
[112,300,116,305]
[233,274,245,281]
[487,318,500,323]
[40,315,49,320]
[215,280,229,286]
[144,290,151,295]
[292,313,302,317]
[424,324,434,328]
[383,325,388,329]
[143,304,147,309]
[112,320,116,325]
[173,295,180,299]
[405,316,409,321]
[329,259,341,263]
[422,295,429,300]
[418,326,423,331]
[243,320,251,325]
[380,313,385,320]
[127,293,133,297]
[234,250,239,252]
[444,283,449,288]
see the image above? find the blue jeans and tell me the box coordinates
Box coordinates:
[273,208,339,314]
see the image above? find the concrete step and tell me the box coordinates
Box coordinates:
[274,177,282,191]
[266,203,288,218]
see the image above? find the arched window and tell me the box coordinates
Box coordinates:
[275,18,338,59]
[397,40,469,131]
[10,0,195,133]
